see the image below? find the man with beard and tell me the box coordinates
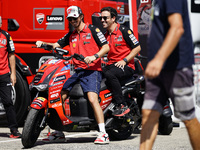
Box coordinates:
[100,7,141,116]
[36,6,110,144]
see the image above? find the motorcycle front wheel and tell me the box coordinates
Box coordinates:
[21,108,45,148]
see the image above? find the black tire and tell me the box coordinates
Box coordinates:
[107,124,133,140]
[136,92,144,114]
[22,108,45,148]
[15,71,31,126]
[158,115,173,135]
[0,70,30,126]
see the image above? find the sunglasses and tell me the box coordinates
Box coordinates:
[99,16,110,21]
[67,17,78,21]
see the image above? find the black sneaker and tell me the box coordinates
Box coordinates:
[113,104,130,117]
[10,130,22,138]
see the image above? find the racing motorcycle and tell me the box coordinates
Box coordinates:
[21,45,172,148]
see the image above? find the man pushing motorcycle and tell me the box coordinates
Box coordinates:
[36,6,110,144]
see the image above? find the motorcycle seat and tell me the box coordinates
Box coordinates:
[100,78,107,91]
[124,75,144,87]
[120,76,136,86]
[69,83,84,97]
[101,75,144,91]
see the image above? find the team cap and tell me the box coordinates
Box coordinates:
[67,6,83,18]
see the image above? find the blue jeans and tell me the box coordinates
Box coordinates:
[62,69,102,94]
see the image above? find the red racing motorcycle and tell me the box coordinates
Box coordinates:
[21,45,172,148]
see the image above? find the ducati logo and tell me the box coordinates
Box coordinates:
[67,8,72,14]
[36,13,45,24]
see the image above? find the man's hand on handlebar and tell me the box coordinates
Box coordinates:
[84,55,96,64]
[36,41,44,47]
[35,41,61,49]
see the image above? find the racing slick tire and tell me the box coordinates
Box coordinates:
[107,124,133,140]
[22,108,45,148]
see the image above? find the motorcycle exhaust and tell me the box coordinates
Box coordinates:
[103,102,115,114]
[104,103,115,128]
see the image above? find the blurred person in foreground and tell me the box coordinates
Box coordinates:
[140,0,200,150]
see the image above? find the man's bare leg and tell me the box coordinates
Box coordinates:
[140,109,160,150]
[184,118,200,150]
[61,90,69,111]
[87,92,104,124]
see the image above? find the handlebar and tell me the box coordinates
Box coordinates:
[32,44,69,55]
[135,55,147,60]
[32,44,89,67]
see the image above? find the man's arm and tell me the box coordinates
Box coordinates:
[95,44,110,58]
[115,45,141,68]
[9,53,16,86]
[145,13,184,79]
[36,41,61,49]
[84,44,110,64]
[126,45,141,62]
[115,26,141,68]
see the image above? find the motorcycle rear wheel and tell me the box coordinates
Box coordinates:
[22,108,45,148]
[158,115,173,135]
[107,124,133,140]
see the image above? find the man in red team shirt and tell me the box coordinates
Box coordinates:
[100,7,141,116]
[36,6,110,144]
[0,16,21,138]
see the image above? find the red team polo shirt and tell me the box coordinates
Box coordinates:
[105,23,140,70]
[0,30,15,75]
[58,23,107,71]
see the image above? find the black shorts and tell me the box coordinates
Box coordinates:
[143,67,196,121]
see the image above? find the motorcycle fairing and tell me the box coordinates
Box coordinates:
[31,97,48,109]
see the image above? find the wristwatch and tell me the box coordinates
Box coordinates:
[94,54,99,59]
[123,58,128,64]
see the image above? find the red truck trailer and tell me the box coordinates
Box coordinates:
[0,0,138,126]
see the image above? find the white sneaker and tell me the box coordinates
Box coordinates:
[94,132,109,144]
[42,131,66,143]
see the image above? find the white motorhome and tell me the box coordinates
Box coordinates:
[188,0,200,54]
[188,0,200,121]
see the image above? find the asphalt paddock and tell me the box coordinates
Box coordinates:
[0,126,192,150]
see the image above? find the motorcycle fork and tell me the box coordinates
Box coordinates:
[39,107,49,129]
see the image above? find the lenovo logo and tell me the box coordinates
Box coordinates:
[47,15,64,22]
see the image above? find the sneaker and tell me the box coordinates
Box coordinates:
[42,131,66,143]
[10,130,21,138]
[94,132,109,144]
[113,104,130,117]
